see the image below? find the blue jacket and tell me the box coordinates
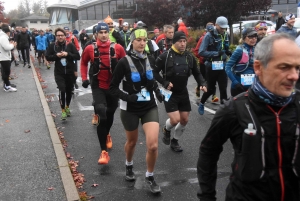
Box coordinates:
[276,24,297,38]
[225,43,255,89]
[35,35,48,51]
[198,29,229,61]
[47,33,55,43]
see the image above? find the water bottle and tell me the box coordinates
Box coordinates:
[238,123,262,182]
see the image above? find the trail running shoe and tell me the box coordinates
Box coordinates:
[198,103,204,115]
[106,134,112,149]
[65,107,71,117]
[125,165,136,181]
[92,114,99,125]
[162,126,171,145]
[145,176,161,194]
[170,138,183,152]
[3,85,17,92]
[61,111,67,120]
[211,95,219,103]
[98,150,110,165]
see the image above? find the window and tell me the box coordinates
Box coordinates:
[30,21,37,23]
[41,21,48,24]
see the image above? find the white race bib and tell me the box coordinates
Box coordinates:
[137,88,151,101]
[60,58,67,66]
[212,61,224,70]
[159,87,172,102]
[241,74,255,86]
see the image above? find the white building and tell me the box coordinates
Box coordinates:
[20,14,49,30]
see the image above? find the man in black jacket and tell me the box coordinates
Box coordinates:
[153,31,207,152]
[197,33,300,201]
[45,27,80,120]
[17,27,31,68]
[79,29,89,50]
[275,11,285,31]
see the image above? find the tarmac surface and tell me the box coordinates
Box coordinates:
[0,49,234,201]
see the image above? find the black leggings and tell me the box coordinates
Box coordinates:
[200,63,228,104]
[92,87,118,151]
[59,90,72,109]
[198,63,216,96]
[0,60,11,86]
[20,48,30,64]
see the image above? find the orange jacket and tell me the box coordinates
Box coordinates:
[178,22,188,37]
[65,33,80,51]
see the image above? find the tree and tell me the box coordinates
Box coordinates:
[17,2,28,19]
[0,1,4,14]
[133,0,182,28]
[32,0,42,14]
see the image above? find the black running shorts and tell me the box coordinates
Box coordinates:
[163,89,191,113]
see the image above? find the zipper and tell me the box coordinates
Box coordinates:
[245,103,257,129]
[266,105,285,201]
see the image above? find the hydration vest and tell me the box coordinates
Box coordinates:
[233,92,300,182]
[231,45,252,74]
[123,55,154,94]
[163,49,193,79]
[90,42,117,76]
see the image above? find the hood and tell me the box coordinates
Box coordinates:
[179,22,186,27]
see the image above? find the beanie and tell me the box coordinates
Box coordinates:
[130,28,147,42]
[285,13,296,22]
[96,22,109,32]
[173,31,186,43]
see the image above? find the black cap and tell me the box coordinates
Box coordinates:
[242,28,257,39]
[173,31,186,43]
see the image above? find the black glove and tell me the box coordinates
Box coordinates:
[126,94,138,103]
[82,80,90,88]
[154,89,164,103]
[235,83,245,92]
[218,50,225,56]
[163,81,170,89]
[226,50,232,57]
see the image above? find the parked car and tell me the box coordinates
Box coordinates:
[232,20,275,35]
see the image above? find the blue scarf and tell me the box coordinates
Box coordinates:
[251,76,294,107]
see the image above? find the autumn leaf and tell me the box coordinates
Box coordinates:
[51,113,57,118]
[24,130,30,133]
[5,120,10,123]
[91,183,98,187]
[48,187,54,190]
[66,152,71,159]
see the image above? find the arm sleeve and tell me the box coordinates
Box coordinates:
[152,55,166,85]
[109,58,131,101]
[66,43,80,61]
[115,44,126,59]
[199,33,219,58]
[74,37,80,51]
[0,38,14,51]
[225,47,243,86]
[191,56,206,86]
[197,102,235,201]
[80,45,92,81]
[45,44,59,62]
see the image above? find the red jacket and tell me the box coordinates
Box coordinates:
[66,33,80,51]
[193,32,206,64]
[155,33,165,44]
[178,22,188,37]
[80,40,126,89]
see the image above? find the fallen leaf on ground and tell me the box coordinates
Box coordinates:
[5,120,10,123]
[24,130,30,133]
[66,152,71,158]
[91,183,98,187]
[51,113,57,118]
[48,187,54,190]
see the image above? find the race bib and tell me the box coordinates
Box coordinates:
[60,58,67,66]
[159,87,172,102]
[212,61,224,70]
[137,88,150,101]
[241,74,255,86]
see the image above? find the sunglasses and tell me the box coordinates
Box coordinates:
[247,35,258,39]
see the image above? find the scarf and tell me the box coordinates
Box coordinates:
[251,76,294,107]
[132,49,147,59]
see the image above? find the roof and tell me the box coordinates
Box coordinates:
[20,14,49,21]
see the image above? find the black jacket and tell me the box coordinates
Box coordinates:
[153,47,206,93]
[79,32,89,45]
[110,51,158,114]
[197,89,300,201]
[17,32,31,49]
[45,41,80,75]
[276,17,286,31]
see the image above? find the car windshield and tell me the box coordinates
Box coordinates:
[294,20,300,28]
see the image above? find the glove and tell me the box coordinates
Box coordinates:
[235,83,245,92]
[226,50,232,57]
[154,89,164,103]
[126,94,138,103]
[82,80,90,88]
[163,81,170,89]
[218,50,225,56]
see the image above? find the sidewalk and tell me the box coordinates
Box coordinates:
[0,53,79,201]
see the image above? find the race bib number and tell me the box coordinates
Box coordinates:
[159,87,172,102]
[60,58,67,66]
[212,61,224,70]
[241,74,255,86]
[137,88,151,101]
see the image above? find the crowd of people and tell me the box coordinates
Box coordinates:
[1,12,300,200]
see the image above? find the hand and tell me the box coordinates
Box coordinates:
[200,86,207,92]
[235,83,245,92]
[218,50,225,56]
[155,89,164,103]
[56,53,63,58]
[61,51,68,57]
[126,94,138,103]
[82,80,90,88]
[84,37,86,40]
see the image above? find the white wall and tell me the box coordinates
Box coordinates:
[24,20,50,30]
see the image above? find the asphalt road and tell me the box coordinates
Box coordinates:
[37,54,234,201]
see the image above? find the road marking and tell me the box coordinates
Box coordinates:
[77,102,94,111]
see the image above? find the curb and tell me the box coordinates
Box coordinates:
[30,59,80,201]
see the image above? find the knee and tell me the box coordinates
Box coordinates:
[95,104,107,119]
[180,118,188,125]
[126,141,136,149]
[147,143,158,153]
[170,117,180,125]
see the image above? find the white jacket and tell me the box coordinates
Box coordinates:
[0,30,14,61]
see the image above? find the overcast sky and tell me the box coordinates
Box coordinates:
[2,0,20,13]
